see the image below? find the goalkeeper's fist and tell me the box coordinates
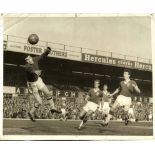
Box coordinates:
[46,46,51,52]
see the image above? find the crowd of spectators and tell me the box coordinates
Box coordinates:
[3,94,153,121]
[3,94,82,120]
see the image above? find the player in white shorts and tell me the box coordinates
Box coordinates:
[101,69,141,126]
[60,97,67,121]
[24,47,61,121]
[78,79,103,130]
[99,84,111,118]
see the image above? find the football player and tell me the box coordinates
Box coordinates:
[99,84,111,119]
[101,69,141,126]
[24,47,61,122]
[60,97,67,121]
[78,79,103,130]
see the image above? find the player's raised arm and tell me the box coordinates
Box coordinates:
[38,46,52,60]
[110,81,122,97]
[111,87,120,96]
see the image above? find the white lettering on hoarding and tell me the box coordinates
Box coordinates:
[64,91,69,97]
[71,92,76,97]
[117,60,133,67]
[134,62,152,70]
[83,53,116,65]
[82,53,152,71]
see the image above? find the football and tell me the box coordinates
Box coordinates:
[28,34,39,45]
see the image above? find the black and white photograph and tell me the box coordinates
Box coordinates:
[1,14,153,139]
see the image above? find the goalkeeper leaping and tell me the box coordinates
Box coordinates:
[24,47,61,122]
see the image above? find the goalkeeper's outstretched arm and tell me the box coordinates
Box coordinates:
[38,46,52,60]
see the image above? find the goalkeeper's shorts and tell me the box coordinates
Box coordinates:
[27,77,45,93]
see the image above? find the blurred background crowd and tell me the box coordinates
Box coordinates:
[3,94,153,121]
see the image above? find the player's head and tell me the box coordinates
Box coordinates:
[25,55,34,64]
[103,84,108,90]
[94,79,100,88]
[123,69,131,80]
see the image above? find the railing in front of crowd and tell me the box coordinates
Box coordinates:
[3,34,152,64]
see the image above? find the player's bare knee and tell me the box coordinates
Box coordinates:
[45,92,53,100]
[41,86,50,96]
[87,110,93,116]
[124,106,130,112]
[79,111,87,120]
[46,94,53,101]
[79,114,84,120]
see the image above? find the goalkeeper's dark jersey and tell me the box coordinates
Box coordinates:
[25,50,50,82]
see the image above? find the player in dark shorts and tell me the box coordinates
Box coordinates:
[24,47,61,122]
[78,79,103,130]
[101,69,141,126]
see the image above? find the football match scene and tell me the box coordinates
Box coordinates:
[2,14,153,137]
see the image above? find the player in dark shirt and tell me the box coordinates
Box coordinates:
[101,69,141,126]
[99,84,111,117]
[24,47,61,122]
[78,79,103,130]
